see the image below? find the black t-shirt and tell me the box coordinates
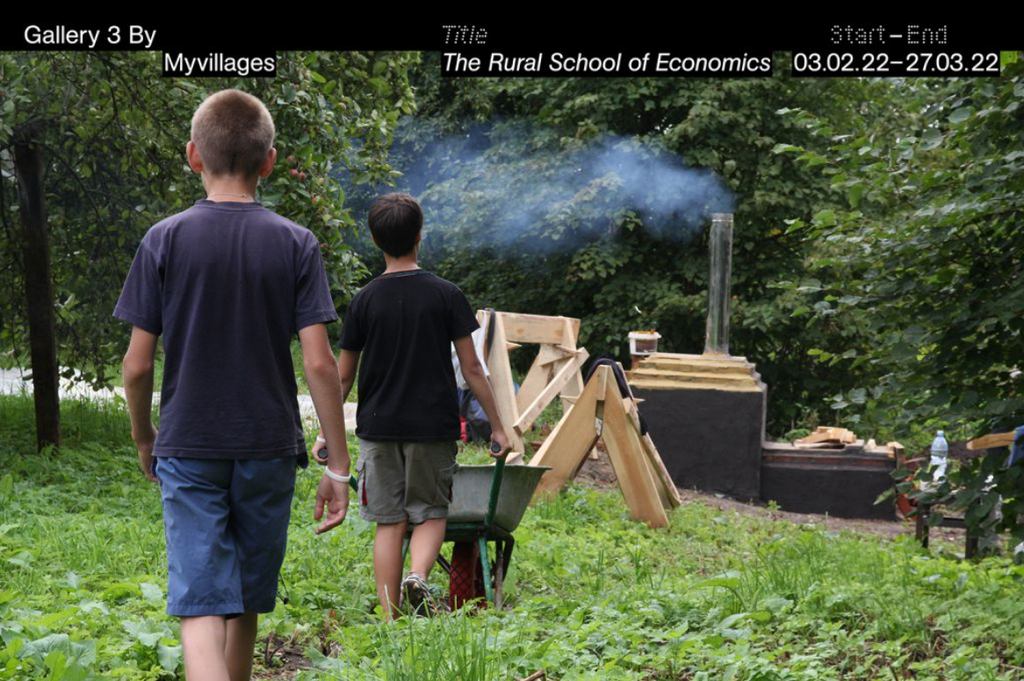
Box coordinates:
[113,199,338,461]
[339,269,480,441]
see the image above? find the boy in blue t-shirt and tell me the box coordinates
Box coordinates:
[115,88,352,680]
[312,192,510,620]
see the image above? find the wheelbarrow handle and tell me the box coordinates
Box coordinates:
[485,441,508,528]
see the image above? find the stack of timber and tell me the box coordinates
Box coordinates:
[629,353,765,393]
[629,352,768,500]
[794,427,858,447]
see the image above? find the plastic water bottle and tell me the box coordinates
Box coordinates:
[930,430,949,481]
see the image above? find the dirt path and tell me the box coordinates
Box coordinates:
[575,446,971,545]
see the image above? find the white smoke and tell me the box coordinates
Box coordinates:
[380,117,736,252]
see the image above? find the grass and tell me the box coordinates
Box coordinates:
[3,393,1024,680]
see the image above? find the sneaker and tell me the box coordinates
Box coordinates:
[401,572,434,616]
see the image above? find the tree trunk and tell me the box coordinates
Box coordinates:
[14,126,61,451]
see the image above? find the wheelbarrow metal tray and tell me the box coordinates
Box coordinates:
[448,463,550,532]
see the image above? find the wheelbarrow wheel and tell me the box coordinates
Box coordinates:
[449,541,485,610]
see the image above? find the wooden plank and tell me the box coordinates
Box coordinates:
[581,366,611,472]
[630,368,756,386]
[486,313,525,463]
[620,385,681,508]
[558,317,578,353]
[636,357,753,374]
[514,349,588,436]
[498,313,581,346]
[475,309,491,332]
[635,429,672,512]
[887,441,905,461]
[530,374,602,499]
[642,351,751,364]
[618,372,681,508]
[796,427,857,445]
[594,364,610,406]
[600,381,669,528]
[627,378,762,392]
[561,369,586,414]
[516,352,557,414]
[559,317,586,413]
[516,345,588,416]
[537,343,575,366]
[641,432,682,508]
[967,432,1018,450]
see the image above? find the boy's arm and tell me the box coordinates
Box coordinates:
[312,348,358,463]
[122,326,160,483]
[338,348,358,402]
[453,335,510,457]
[298,323,350,533]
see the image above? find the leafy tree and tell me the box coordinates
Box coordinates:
[775,57,1023,548]
[0,50,417,449]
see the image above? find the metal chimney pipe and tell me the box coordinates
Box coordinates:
[703,213,733,356]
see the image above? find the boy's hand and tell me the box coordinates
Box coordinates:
[133,425,159,483]
[490,429,511,459]
[314,474,349,534]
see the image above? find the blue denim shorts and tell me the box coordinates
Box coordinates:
[152,456,299,617]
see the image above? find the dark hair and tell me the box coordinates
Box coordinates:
[190,88,275,178]
[367,193,423,257]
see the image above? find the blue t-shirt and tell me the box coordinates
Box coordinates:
[113,198,338,462]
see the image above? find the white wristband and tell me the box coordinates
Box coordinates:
[316,435,326,445]
[324,468,351,483]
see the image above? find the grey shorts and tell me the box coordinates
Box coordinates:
[356,438,459,525]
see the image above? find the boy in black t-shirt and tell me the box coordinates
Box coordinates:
[313,192,510,619]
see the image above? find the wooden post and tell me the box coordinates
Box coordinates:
[558,317,585,414]
[600,376,669,528]
[530,374,601,497]
[618,367,681,508]
[14,126,61,451]
[484,313,524,463]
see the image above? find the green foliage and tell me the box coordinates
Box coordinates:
[896,443,1024,560]
[5,393,1024,679]
[0,51,418,392]
[776,57,1024,538]
[776,63,1024,431]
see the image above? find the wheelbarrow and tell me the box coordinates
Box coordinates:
[346,448,549,610]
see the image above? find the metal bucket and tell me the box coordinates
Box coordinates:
[447,463,551,532]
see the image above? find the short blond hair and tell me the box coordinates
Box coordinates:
[190,89,275,178]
